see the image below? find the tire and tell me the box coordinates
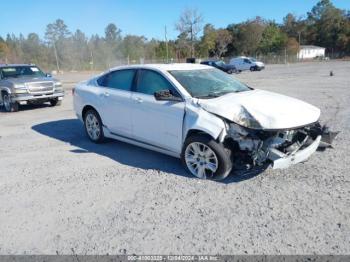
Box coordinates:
[250,66,256,71]
[227,69,233,74]
[83,109,105,143]
[50,99,62,106]
[2,92,19,112]
[181,134,232,180]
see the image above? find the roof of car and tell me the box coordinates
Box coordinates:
[110,63,211,72]
[201,59,221,62]
[0,64,35,68]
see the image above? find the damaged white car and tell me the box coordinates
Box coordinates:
[73,64,337,180]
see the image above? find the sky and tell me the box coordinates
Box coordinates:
[0,0,349,40]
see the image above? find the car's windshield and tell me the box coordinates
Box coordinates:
[0,66,46,79]
[249,57,257,62]
[169,68,251,98]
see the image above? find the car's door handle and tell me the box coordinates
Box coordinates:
[133,97,143,103]
[103,92,110,97]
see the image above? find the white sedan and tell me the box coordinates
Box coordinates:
[73,63,327,180]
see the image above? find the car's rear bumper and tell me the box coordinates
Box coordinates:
[269,135,321,169]
[12,92,64,102]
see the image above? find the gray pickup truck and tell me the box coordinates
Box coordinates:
[0,64,64,112]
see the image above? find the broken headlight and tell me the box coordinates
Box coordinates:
[234,107,262,129]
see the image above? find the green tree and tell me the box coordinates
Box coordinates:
[122,35,147,61]
[307,0,349,53]
[0,39,10,63]
[235,17,266,55]
[199,24,216,57]
[259,23,287,53]
[105,23,122,43]
[45,19,71,71]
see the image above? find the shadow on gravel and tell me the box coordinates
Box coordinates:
[0,103,52,113]
[32,119,263,183]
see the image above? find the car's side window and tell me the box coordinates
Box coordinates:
[97,69,136,91]
[136,69,180,97]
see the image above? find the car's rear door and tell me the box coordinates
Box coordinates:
[97,69,136,137]
[131,69,185,154]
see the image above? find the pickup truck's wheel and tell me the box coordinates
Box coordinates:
[2,92,19,112]
[84,109,105,143]
[181,134,232,180]
[49,98,62,106]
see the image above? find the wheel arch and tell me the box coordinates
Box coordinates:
[184,129,215,141]
[0,87,11,102]
[82,105,99,120]
[183,105,227,144]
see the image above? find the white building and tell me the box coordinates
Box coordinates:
[298,45,326,60]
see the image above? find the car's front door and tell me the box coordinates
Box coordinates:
[131,69,185,153]
[97,69,136,137]
[243,58,252,70]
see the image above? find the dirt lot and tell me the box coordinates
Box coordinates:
[0,61,349,255]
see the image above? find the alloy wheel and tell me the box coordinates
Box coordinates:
[184,142,218,179]
[85,113,101,141]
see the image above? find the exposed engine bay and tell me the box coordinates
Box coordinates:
[224,121,338,171]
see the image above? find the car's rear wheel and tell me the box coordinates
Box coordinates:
[50,98,62,106]
[2,92,19,112]
[181,134,232,180]
[84,109,105,143]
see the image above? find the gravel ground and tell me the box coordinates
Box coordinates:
[0,61,349,255]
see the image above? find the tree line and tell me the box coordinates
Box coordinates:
[0,0,349,71]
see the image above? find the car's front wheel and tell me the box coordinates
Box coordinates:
[181,134,232,180]
[49,98,62,106]
[84,109,105,143]
[2,92,19,112]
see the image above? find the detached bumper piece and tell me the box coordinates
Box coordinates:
[269,135,321,169]
[267,123,339,169]
[318,125,339,149]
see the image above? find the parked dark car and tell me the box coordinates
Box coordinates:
[200,60,237,74]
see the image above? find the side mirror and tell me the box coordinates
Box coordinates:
[154,89,182,102]
[46,73,52,78]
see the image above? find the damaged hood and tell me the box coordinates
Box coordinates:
[198,89,321,130]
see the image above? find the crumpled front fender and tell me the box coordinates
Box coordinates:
[183,101,226,142]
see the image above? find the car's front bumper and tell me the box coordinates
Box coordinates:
[12,92,64,103]
[268,135,321,169]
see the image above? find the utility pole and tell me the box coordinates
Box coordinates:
[90,51,94,71]
[190,24,194,57]
[53,41,60,73]
[298,32,301,61]
[284,48,287,64]
[165,25,169,63]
